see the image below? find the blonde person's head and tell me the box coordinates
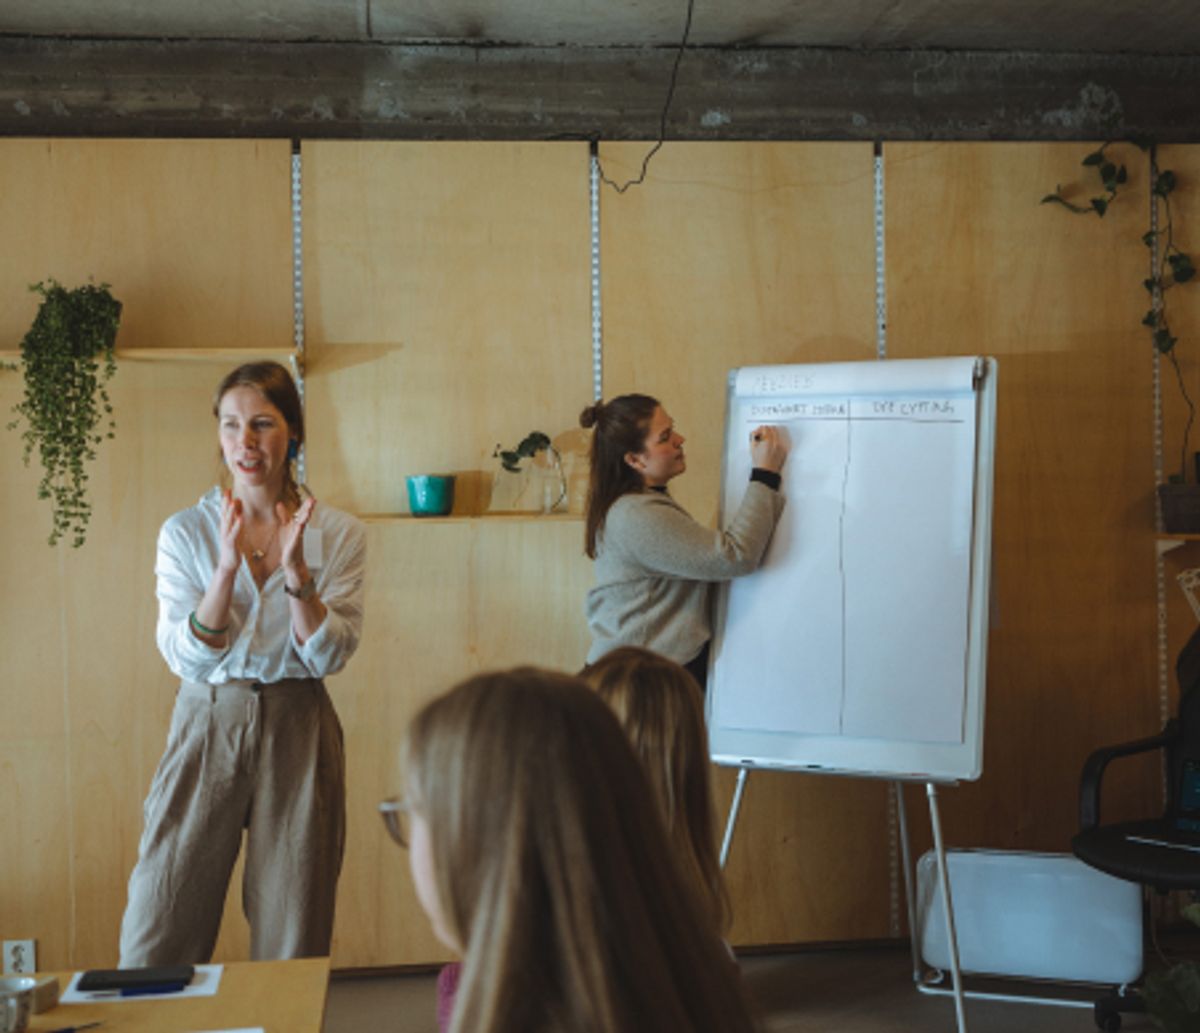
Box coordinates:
[400,667,758,1033]
[581,646,729,936]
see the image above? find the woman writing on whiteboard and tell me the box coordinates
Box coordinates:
[579,394,786,687]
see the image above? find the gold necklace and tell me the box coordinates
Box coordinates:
[245,520,281,563]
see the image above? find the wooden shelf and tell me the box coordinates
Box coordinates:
[359,512,581,525]
[1,346,298,365]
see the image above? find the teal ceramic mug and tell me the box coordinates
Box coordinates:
[406,475,456,517]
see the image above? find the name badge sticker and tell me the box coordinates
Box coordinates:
[303,529,324,569]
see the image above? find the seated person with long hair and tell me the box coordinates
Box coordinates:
[581,645,729,942]
[382,667,761,1033]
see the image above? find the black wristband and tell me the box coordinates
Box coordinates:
[750,467,782,491]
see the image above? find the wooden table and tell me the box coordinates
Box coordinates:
[29,957,330,1033]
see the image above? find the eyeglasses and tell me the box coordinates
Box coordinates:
[378,796,411,848]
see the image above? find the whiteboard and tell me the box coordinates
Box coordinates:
[707,356,996,782]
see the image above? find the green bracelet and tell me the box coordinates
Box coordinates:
[189,611,230,637]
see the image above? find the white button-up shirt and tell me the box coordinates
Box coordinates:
[155,487,366,685]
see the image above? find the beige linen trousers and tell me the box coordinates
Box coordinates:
[119,678,346,965]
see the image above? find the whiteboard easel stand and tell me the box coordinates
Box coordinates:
[719,769,969,1033]
[718,766,750,868]
[916,782,968,1033]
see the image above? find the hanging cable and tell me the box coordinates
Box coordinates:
[595,0,696,194]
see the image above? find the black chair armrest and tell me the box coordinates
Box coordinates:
[1079,723,1176,831]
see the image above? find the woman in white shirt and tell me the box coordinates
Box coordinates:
[119,360,366,966]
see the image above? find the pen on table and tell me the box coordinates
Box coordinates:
[48,1022,103,1033]
[120,981,189,996]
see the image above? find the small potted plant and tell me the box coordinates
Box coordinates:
[493,431,567,513]
[1143,902,1200,1032]
[7,279,122,546]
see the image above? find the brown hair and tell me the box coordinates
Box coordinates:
[213,360,304,508]
[402,667,759,1033]
[579,393,659,559]
[581,647,729,936]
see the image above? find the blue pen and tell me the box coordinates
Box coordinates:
[119,982,188,997]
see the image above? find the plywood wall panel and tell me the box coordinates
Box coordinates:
[1159,147,1200,703]
[297,141,598,963]
[3,134,1188,969]
[0,138,290,970]
[600,142,892,943]
[327,521,474,966]
[718,770,893,945]
[0,139,292,352]
[327,517,592,967]
[1155,145,1200,495]
[302,142,593,517]
[885,142,1161,857]
[0,373,75,957]
[467,519,592,673]
[598,142,877,518]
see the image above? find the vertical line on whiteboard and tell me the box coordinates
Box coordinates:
[874,144,887,361]
[838,402,851,732]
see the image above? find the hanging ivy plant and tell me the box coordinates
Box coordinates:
[7,280,122,546]
[1042,141,1197,481]
[1040,139,1134,217]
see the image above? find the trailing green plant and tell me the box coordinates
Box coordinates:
[494,430,566,511]
[1042,141,1197,481]
[1040,140,1133,217]
[1145,148,1198,483]
[1143,901,1200,1033]
[7,280,122,546]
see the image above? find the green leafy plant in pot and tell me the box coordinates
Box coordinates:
[7,280,122,546]
[1143,901,1200,1032]
[494,430,566,512]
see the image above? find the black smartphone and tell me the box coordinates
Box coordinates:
[77,964,195,992]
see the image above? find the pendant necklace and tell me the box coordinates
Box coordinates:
[247,521,281,563]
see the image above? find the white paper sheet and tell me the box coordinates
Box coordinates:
[61,963,223,1004]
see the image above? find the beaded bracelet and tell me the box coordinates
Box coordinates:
[189,610,230,637]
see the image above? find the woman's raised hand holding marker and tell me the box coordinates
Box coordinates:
[750,425,788,472]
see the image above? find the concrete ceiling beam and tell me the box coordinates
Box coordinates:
[0,37,1196,141]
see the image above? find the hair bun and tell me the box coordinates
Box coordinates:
[579,401,604,430]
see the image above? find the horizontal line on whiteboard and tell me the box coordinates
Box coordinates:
[744,416,967,425]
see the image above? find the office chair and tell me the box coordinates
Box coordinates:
[1071,628,1200,1032]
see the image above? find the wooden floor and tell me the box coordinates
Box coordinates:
[323,943,1154,1032]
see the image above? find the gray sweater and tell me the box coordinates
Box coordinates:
[585,481,785,665]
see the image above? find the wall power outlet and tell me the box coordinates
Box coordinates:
[3,939,36,974]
